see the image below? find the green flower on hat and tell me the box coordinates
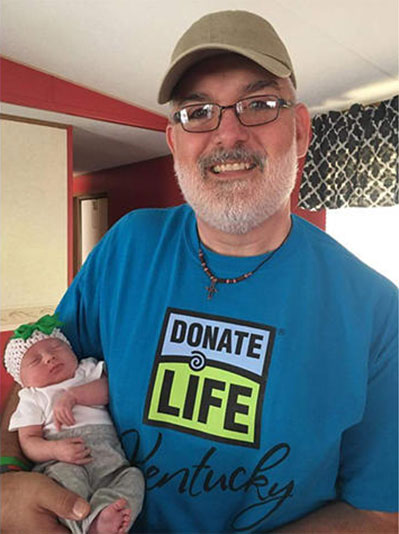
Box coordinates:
[12,314,63,341]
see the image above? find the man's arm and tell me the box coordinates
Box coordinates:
[53,374,109,430]
[273,501,398,533]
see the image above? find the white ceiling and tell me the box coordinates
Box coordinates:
[1,0,398,174]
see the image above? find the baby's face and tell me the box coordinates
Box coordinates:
[20,338,78,387]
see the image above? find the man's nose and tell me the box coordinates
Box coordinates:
[214,107,250,147]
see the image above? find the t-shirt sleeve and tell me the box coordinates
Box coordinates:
[55,226,114,359]
[338,289,398,512]
[8,389,44,431]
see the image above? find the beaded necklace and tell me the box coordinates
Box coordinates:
[198,224,292,299]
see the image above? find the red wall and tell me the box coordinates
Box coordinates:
[74,155,184,227]
[0,58,167,132]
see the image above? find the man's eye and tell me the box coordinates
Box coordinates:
[188,105,213,120]
[248,99,276,111]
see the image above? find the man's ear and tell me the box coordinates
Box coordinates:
[166,123,176,155]
[294,103,311,159]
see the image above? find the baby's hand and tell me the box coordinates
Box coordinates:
[53,389,77,431]
[53,437,92,464]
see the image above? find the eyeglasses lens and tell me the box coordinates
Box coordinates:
[239,96,279,126]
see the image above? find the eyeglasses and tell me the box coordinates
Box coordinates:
[172,94,294,133]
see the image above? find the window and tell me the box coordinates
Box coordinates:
[326,206,399,286]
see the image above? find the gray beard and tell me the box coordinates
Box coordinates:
[174,143,298,235]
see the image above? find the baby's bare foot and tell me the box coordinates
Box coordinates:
[88,498,132,534]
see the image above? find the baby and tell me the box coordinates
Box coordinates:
[4,314,144,534]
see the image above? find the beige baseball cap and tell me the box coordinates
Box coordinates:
[158,10,296,104]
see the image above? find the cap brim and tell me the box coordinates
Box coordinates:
[158,45,293,104]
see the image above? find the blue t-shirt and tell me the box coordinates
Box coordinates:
[57,204,398,533]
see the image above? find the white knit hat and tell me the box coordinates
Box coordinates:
[4,315,71,386]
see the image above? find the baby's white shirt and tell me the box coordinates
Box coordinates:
[9,357,112,437]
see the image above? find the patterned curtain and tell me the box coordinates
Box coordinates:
[299,95,398,210]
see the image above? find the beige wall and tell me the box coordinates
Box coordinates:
[1,118,68,331]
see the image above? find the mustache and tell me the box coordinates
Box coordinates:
[198,146,266,176]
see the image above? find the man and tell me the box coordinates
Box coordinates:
[1,10,398,534]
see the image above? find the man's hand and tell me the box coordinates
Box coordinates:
[53,390,77,430]
[53,437,92,464]
[1,471,90,534]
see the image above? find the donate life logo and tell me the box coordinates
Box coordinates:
[144,308,275,448]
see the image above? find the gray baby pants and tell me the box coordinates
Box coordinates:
[35,424,144,534]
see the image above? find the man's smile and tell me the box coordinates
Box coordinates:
[211,161,257,174]
[199,147,265,179]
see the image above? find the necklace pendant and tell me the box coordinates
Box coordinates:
[206,279,218,299]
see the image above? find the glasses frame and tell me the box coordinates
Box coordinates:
[172,94,294,133]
